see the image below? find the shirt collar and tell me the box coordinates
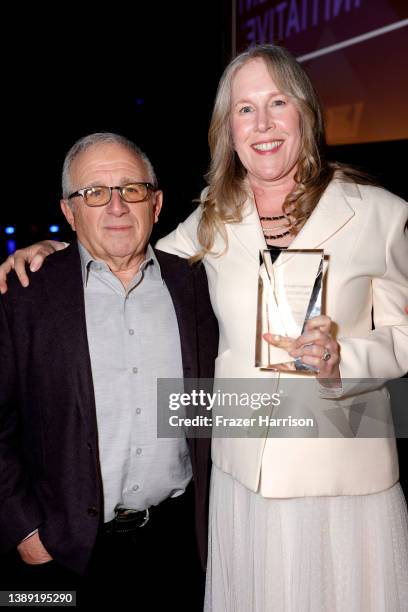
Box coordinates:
[78,241,163,287]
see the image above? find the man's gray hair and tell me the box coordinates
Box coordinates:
[62,132,158,198]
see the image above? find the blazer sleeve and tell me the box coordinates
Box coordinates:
[338,200,408,391]
[156,205,202,257]
[0,297,43,551]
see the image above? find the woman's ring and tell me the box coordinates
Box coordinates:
[322,348,331,362]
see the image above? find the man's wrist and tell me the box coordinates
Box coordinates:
[21,528,39,543]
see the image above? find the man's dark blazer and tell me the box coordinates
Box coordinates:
[0,243,218,574]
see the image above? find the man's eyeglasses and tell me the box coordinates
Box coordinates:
[67,183,157,207]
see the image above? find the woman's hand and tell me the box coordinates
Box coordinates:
[0,240,65,294]
[289,315,340,380]
[264,315,341,383]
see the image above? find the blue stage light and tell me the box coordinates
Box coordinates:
[6,239,16,254]
[5,226,15,235]
[49,225,60,233]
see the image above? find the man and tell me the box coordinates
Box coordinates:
[0,133,218,608]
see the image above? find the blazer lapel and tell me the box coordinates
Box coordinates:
[155,250,198,378]
[228,198,266,263]
[42,244,97,435]
[289,181,358,250]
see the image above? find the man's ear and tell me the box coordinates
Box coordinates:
[152,190,163,224]
[60,199,76,232]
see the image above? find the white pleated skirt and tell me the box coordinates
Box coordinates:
[204,466,408,612]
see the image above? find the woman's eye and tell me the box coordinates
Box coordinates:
[239,106,253,114]
[272,99,286,106]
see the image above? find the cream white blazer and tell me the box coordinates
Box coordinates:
[156,181,408,497]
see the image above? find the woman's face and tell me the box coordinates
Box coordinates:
[230,58,301,189]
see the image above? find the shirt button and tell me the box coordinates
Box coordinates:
[136,408,141,415]
[132,367,138,374]
[136,448,142,455]
[132,485,139,492]
[129,329,135,336]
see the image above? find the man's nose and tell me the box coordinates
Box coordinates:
[106,189,129,214]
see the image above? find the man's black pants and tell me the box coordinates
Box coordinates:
[1,485,205,610]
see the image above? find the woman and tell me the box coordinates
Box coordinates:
[155,45,408,611]
[1,45,408,610]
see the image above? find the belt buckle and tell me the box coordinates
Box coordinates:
[114,508,150,531]
[136,508,149,528]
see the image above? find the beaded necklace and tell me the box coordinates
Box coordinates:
[259,215,291,240]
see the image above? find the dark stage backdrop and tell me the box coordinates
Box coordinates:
[1,0,406,488]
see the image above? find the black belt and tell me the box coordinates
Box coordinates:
[102,484,193,536]
[103,508,150,534]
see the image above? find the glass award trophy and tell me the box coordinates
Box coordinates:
[255,249,324,373]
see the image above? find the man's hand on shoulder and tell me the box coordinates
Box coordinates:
[0,241,65,294]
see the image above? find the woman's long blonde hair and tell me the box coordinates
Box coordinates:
[194,44,373,261]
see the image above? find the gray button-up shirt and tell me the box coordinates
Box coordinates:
[78,242,192,522]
